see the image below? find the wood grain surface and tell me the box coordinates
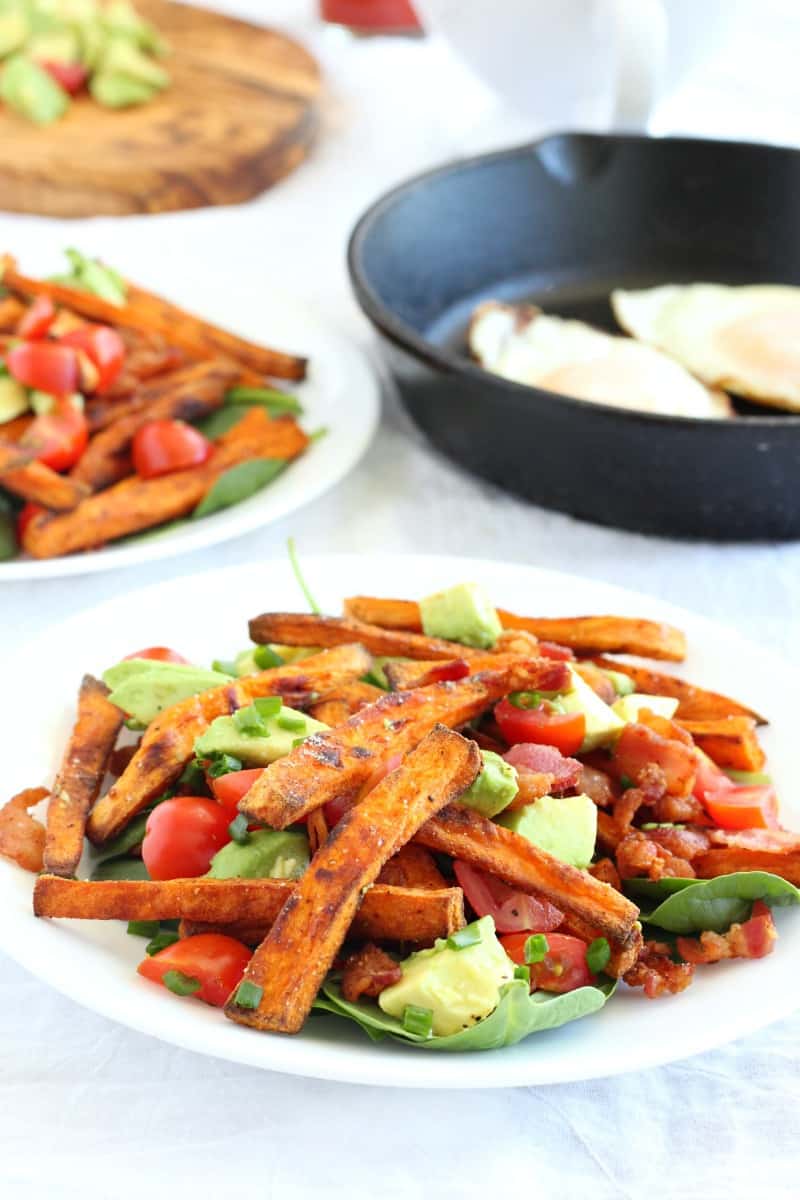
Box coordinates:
[0,0,322,217]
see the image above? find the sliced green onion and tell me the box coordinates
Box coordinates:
[402,1004,433,1038]
[212,658,238,675]
[228,813,250,845]
[586,937,611,974]
[308,426,329,443]
[233,980,263,1010]
[234,705,267,736]
[524,934,549,964]
[127,920,159,938]
[206,753,243,779]
[288,537,320,614]
[254,644,284,670]
[253,696,282,718]
[447,924,482,951]
[513,963,531,985]
[277,712,306,732]
[162,969,201,997]
[146,930,180,956]
[508,690,565,713]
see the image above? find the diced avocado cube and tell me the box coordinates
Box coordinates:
[378,916,513,1036]
[104,661,233,724]
[419,581,501,650]
[1,54,70,125]
[460,750,518,818]
[559,666,625,752]
[611,693,679,723]
[27,28,81,64]
[90,70,156,108]
[194,705,329,766]
[597,667,635,697]
[207,829,309,881]
[97,36,168,88]
[0,376,29,422]
[63,248,127,305]
[0,12,30,59]
[497,793,597,869]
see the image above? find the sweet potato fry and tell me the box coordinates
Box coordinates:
[86,644,372,846]
[676,717,766,772]
[591,657,766,725]
[343,596,686,661]
[248,612,484,662]
[0,294,24,330]
[225,726,481,1033]
[0,439,34,474]
[416,804,640,944]
[0,414,32,441]
[1,459,89,511]
[695,847,800,886]
[308,680,385,726]
[43,676,124,877]
[239,657,570,830]
[377,844,447,890]
[384,653,529,691]
[21,408,308,559]
[2,260,307,381]
[33,874,464,943]
[559,913,643,978]
[0,787,48,873]
[72,362,239,490]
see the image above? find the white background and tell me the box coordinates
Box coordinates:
[2,2,800,1196]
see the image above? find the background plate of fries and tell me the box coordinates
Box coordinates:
[2,554,798,1087]
[0,239,380,580]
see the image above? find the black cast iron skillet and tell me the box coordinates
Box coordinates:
[347,133,800,541]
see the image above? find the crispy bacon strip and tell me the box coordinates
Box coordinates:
[0,787,48,873]
[86,644,371,846]
[225,727,480,1033]
[676,717,766,772]
[43,676,123,877]
[377,844,447,890]
[1,459,89,511]
[591,656,766,725]
[72,362,239,490]
[340,944,402,1002]
[249,612,484,662]
[623,940,694,998]
[416,803,640,945]
[22,409,308,559]
[343,596,686,661]
[239,658,570,830]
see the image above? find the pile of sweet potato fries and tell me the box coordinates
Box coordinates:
[0,254,309,559]
[3,592,797,1040]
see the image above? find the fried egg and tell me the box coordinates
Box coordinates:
[468,302,730,419]
[612,284,800,412]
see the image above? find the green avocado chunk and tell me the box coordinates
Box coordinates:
[497,793,597,869]
[89,70,156,107]
[104,660,233,724]
[207,829,309,881]
[1,54,69,125]
[194,705,329,766]
[0,376,28,422]
[0,12,29,58]
[378,915,513,1037]
[559,666,625,752]
[419,582,501,650]
[460,750,518,818]
[96,34,168,87]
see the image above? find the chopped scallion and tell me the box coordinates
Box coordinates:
[586,937,611,974]
[233,705,267,736]
[277,712,306,732]
[162,969,201,997]
[254,645,284,670]
[524,934,549,964]
[233,980,263,1010]
[253,696,282,719]
[146,930,180,956]
[228,813,250,845]
[206,753,243,779]
[402,1004,433,1038]
[446,924,482,951]
[513,963,531,985]
[127,920,159,938]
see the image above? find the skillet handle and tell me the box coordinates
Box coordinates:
[609,0,668,131]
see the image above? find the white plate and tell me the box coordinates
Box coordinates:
[0,265,379,580]
[1,554,797,1088]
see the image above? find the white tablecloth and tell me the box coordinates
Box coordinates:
[2,3,800,1196]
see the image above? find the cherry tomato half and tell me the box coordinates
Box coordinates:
[137,933,251,1007]
[211,768,265,817]
[494,696,585,756]
[21,400,88,471]
[60,324,126,393]
[453,860,564,934]
[141,796,232,880]
[122,646,190,664]
[17,295,55,339]
[6,341,79,394]
[702,784,779,831]
[500,931,595,994]
[39,61,88,95]
[132,419,212,480]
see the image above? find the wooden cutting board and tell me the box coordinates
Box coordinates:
[0,0,322,217]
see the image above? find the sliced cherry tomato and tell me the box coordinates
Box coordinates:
[122,646,190,664]
[17,295,55,339]
[132,419,212,479]
[141,796,231,880]
[495,696,585,756]
[501,931,595,993]
[6,341,79,394]
[323,794,352,828]
[702,784,779,831]
[454,860,563,934]
[211,767,265,816]
[16,501,45,541]
[423,659,471,684]
[21,400,88,471]
[39,60,89,94]
[137,933,251,1007]
[693,754,734,804]
[60,324,125,393]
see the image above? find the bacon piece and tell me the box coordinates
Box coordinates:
[589,857,621,890]
[503,744,581,793]
[677,901,777,965]
[506,768,556,810]
[616,830,696,881]
[340,943,402,1002]
[624,940,694,998]
[611,762,667,833]
[614,723,696,798]
[579,764,617,808]
[0,787,48,872]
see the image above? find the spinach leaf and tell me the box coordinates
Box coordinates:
[225,387,303,417]
[90,855,149,882]
[630,871,800,934]
[194,405,251,440]
[315,977,614,1052]
[89,813,148,864]
[193,458,287,519]
[0,507,17,560]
